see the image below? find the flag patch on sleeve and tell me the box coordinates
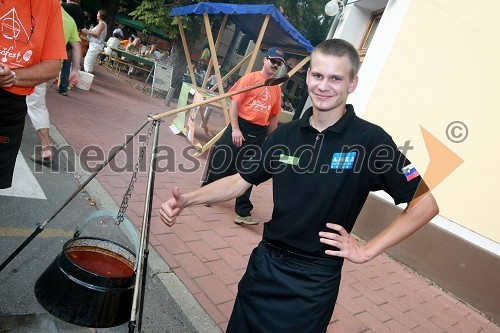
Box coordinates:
[402,163,419,181]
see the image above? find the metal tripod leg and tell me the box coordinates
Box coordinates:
[128,119,161,333]
[0,120,150,273]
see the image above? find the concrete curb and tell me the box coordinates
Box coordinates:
[49,123,221,333]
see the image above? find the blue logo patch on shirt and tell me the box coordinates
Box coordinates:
[331,152,357,169]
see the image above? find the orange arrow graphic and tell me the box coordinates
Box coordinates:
[420,126,464,192]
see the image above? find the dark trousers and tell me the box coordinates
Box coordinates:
[59,48,72,93]
[227,241,343,333]
[202,117,267,216]
[0,89,27,189]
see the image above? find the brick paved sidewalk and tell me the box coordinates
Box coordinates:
[45,65,499,332]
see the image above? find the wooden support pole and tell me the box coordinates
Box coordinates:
[208,53,253,93]
[192,127,225,158]
[202,14,228,90]
[177,16,198,89]
[287,55,311,78]
[202,13,230,124]
[245,14,270,75]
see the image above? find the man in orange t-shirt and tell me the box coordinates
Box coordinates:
[0,0,67,188]
[202,47,285,225]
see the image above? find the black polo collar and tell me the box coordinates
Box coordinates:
[299,104,356,134]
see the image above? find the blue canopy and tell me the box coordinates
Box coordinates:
[170,2,313,55]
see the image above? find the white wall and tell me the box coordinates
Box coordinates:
[346,0,500,249]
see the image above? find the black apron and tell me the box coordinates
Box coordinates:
[227,241,343,333]
[0,88,28,189]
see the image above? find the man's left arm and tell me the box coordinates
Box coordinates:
[319,190,439,263]
[267,87,282,135]
[68,41,82,84]
[267,114,278,135]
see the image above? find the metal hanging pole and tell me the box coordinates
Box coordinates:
[149,75,288,121]
[0,119,151,273]
[128,118,161,333]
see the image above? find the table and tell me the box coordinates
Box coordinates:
[108,48,155,76]
[112,48,155,68]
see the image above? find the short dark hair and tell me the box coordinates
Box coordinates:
[311,39,360,79]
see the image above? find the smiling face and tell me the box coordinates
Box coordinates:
[306,52,358,114]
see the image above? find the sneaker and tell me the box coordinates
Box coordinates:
[234,214,259,225]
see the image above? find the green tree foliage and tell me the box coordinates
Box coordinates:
[126,0,333,95]
[130,1,334,46]
[129,0,172,37]
[273,0,333,46]
[127,1,205,96]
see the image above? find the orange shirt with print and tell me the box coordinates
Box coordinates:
[229,71,282,126]
[0,0,67,96]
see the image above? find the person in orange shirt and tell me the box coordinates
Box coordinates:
[120,36,134,49]
[27,7,81,165]
[202,47,285,225]
[0,0,67,189]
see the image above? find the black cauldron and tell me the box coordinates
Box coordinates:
[35,237,136,328]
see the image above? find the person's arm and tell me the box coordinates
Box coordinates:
[0,60,61,88]
[266,88,281,135]
[68,41,82,84]
[319,190,439,263]
[229,99,245,147]
[159,174,252,226]
[267,114,278,135]
[82,22,104,37]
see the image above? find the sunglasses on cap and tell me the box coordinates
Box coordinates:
[267,57,283,66]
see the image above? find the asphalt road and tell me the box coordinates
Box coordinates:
[0,119,210,333]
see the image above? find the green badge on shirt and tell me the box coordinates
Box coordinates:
[279,154,299,166]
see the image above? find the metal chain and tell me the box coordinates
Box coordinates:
[116,121,155,225]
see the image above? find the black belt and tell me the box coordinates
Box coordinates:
[262,241,343,267]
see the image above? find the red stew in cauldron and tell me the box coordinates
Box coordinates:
[67,246,134,277]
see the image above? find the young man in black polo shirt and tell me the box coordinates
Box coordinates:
[159,39,439,332]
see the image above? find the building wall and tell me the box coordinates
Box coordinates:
[356,0,500,243]
[338,0,500,321]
